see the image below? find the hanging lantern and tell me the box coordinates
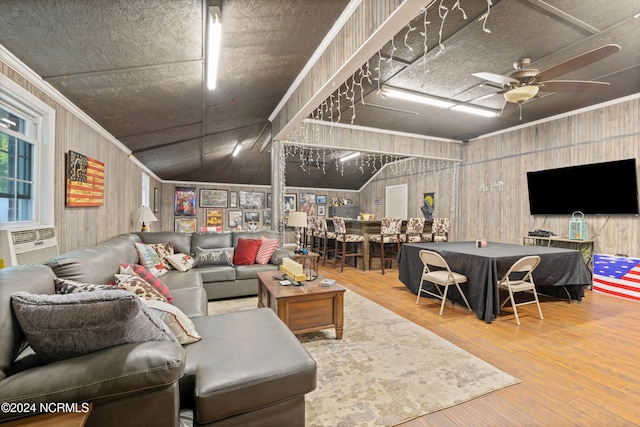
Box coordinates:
[569,211,588,240]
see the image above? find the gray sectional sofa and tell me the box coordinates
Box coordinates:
[0,231,316,426]
[131,230,293,300]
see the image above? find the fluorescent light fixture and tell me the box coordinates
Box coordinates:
[381,86,455,109]
[232,142,242,157]
[339,151,361,162]
[451,105,498,118]
[206,6,222,90]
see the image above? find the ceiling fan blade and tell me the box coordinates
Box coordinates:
[536,44,621,82]
[540,80,610,92]
[500,101,518,117]
[473,72,519,87]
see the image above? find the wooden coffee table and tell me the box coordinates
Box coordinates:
[257,271,345,339]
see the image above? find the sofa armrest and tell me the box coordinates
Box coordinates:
[270,248,295,266]
[0,341,184,422]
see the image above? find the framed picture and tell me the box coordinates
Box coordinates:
[228,210,243,229]
[200,189,228,208]
[239,191,265,209]
[174,186,196,216]
[229,191,238,208]
[262,209,272,226]
[299,193,317,216]
[206,209,223,227]
[267,193,272,208]
[174,217,197,233]
[317,205,325,216]
[244,211,260,224]
[316,195,327,205]
[283,194,296,211]
[153,187,159,213]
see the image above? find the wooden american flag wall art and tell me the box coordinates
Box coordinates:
[65,150,105,207]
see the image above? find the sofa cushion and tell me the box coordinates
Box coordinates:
[196,266,237,283]
[134,242,168,277]
[137,231,192,255]
[54,278,115,294]
[184,309,316,424]
[149,242,175,270]
[0,266,56,382]
[235,264,279,280]
[255,236,279,265]
[194,247,234,267]
[120,264,174,303]
[114,274,169,303]
[143,299,201,345]
[190,232,233,256]
[10,290,178,363]
[233,238,262,265]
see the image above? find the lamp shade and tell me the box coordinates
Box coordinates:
[138,206,158,223]
[287,211,307,228]
[504,85,539,103]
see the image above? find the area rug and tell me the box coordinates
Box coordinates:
[208,291,520,426]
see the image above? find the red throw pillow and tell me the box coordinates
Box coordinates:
[233,238,262,265]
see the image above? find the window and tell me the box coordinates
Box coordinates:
[0,75,55,227]
[0,106,34,222]
[141,173,150,207]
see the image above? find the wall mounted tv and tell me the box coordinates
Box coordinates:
[527,159,640,215]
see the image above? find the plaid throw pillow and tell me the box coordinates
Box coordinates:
[120,263,173,303]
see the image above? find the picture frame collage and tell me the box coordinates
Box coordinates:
[173,187,273,232]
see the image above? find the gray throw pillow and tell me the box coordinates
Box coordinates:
[11,290,178,363]
[194,246,234,266]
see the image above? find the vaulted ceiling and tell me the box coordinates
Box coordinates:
[0,1,638,190]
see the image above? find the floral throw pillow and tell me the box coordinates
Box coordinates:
[165,253,196,272]
[134,242,167,277]
[149,242,175,270]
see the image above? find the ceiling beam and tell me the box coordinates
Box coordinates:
[271,0,433,141]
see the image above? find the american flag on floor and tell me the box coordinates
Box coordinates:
[593,254,640,301]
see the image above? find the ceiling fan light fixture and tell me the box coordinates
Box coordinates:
[382,86,455,109]
[504,85,539,103]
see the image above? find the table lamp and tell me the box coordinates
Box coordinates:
[138,206,158,232]
[287,211,307,253]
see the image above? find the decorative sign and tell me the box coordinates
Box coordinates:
[66,150,104,207]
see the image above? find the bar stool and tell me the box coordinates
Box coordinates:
[368,217,402,274]
[316,217,336,266]
[332,216,364,272]
[423,217,450,242]
[305,215,316,251]
[401,217,425,244]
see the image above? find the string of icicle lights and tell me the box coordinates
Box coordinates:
[283,0,493,136]
[283,143,456,178]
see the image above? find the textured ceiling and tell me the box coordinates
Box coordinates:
[0,0,638,190]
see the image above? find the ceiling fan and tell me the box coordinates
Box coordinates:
[473,44,621,118]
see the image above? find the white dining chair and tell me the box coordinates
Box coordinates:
[416,249,472,315]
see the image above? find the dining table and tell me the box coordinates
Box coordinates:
[397,241,592,323]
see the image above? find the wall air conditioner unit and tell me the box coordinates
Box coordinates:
[0,226,58,267]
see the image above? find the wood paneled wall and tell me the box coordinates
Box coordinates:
[1,59,160,254]
[359,97,640,257]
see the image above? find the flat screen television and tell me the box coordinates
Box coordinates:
[526,159,640,215]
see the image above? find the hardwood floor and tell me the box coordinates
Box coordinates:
[316,264,640,426]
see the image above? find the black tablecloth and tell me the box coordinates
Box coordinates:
[397,241,592,323]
